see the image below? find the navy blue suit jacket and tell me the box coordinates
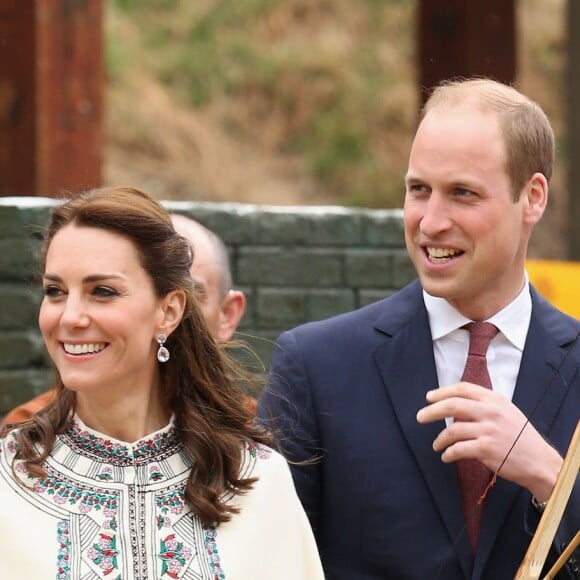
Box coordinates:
[258,280,580,579]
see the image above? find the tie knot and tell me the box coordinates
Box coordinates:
[463,322,499,357]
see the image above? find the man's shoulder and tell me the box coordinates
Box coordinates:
[280,280,422,343]
[530,285,580,337]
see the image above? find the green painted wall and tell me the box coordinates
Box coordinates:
[0,197,415,415]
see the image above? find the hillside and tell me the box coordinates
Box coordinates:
[103,0,567,257]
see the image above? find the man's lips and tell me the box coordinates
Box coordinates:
[424,246,464,263]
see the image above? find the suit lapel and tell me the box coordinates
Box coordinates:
[473,289,579,579]
[373,284,473,578]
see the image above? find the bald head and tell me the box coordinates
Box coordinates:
[170,214,244,342]
[171,214,232,297]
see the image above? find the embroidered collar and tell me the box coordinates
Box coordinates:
[60,415,183,465]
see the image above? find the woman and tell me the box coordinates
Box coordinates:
[0,187,324,579]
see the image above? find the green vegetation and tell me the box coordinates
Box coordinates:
[105,0,416,208]
[103,0,568,259]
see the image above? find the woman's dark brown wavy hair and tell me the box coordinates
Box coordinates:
[2,186,271,525]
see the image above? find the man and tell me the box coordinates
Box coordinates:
[169,213,246,343]
[3,214,247,424]
[258,79,579,579]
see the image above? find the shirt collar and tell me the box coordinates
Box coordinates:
[423,273,532,351]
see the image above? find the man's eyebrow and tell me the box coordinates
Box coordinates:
[404,173,422,184]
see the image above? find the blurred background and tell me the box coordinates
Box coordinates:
[0,0,577,261]
[0,1,577,415]
[102,0,568,258]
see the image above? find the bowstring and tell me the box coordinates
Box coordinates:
[432,330,580,580]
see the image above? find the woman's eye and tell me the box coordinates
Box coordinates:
[43,285,64,297]
[93,286,119,298]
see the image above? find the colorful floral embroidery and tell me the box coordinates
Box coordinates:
[203,525,225,579]
[96,466,114,481]
[156,514,172,530]
[247,441,272,460]
[14,461,27,474]
[68,424,130,459]
[158,534,193,579]
[33,475,119,517]
[0,421,254,578]
[103,515,118,532]
[135,430,180,461]
[64,421,182,466]
[149,464,165,482]
[6,436,18,454]
[56,520,71,580]
[86,533,120,576]
[155,488,186,530]
[156,488,186,516]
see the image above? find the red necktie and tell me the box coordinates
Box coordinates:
[456,321,499,551]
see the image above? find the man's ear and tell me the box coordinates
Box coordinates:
[158,289,187,336]
[522,172,548,225]
[216,290,246,342]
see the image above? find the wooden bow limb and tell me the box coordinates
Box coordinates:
[544,532,579,580]
[515,419,580,580]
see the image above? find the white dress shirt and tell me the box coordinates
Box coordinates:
[423,277,532,408]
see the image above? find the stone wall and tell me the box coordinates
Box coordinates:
[0,197,415,415]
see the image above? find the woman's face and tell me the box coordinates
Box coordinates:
[39,224,171,398]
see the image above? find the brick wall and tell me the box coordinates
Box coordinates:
[0,197,415,415]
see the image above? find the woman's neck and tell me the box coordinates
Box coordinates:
[74,392,171,443]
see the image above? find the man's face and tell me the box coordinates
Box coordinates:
[404,106,533,320]
[189,238,228,341]
[172,215,234,342]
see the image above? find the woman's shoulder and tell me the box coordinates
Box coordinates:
[240,440,292,483]
[242,440,285,465]
[0,426,20,453]
[0,427,24,476]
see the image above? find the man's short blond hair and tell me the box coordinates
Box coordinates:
[420,78,555,200]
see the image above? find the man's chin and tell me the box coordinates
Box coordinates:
[418,276,462,303]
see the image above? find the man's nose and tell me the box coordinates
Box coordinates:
[420,192,453,236]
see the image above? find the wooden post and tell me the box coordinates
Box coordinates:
[418,1,516,103]
[0,1,36,196]
[567,0,580,260]
[0,0,103,197]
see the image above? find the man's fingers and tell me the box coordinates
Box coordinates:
[425,382,488,403]
[417,397,481,424]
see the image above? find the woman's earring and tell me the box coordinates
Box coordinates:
[156,333,170,363]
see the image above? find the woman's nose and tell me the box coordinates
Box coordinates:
[59,296,90,328]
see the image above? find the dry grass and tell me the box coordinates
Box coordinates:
[517,0,567,258]
[104,0,568,257]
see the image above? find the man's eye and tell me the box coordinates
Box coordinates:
[193,282,208,302]
[408,183,429,194]
[455,187,473,197]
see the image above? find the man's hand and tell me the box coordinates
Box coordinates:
[416,382,562,502]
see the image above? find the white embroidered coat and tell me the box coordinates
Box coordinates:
[0,418,324,579]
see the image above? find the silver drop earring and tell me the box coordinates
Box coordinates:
[156,333,170,363]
